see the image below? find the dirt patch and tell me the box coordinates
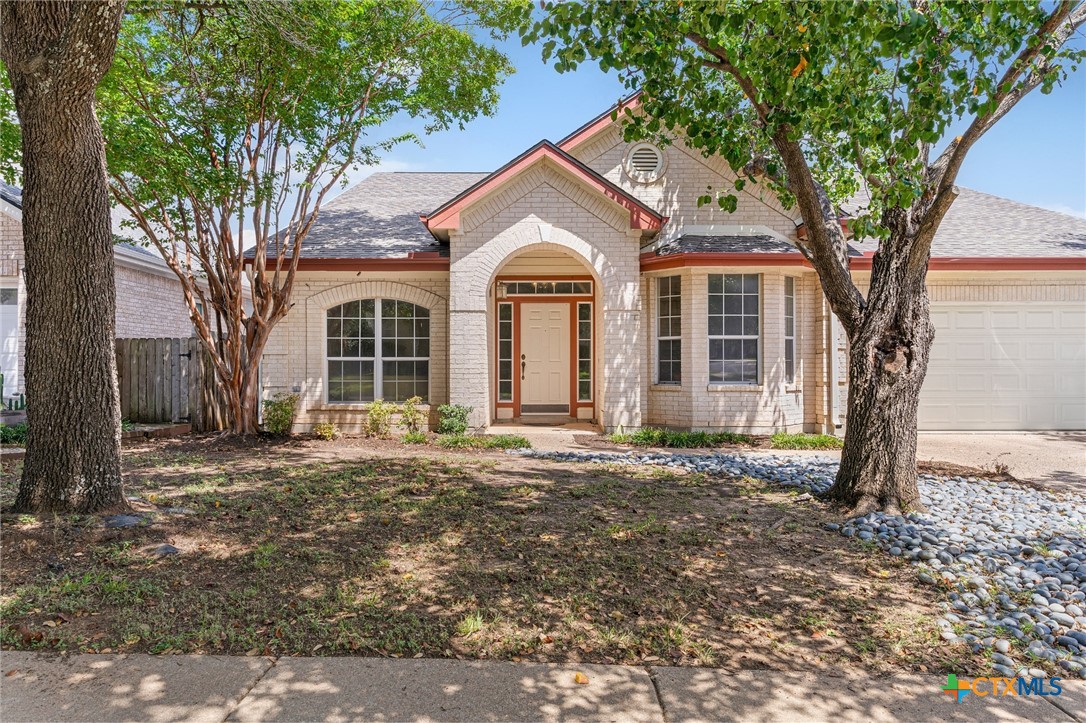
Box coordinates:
[2,435,980,675]
[916,460,1018,484]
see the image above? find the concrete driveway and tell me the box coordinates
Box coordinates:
[917,431,1086,495]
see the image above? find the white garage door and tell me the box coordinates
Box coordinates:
[919,303,1086,430]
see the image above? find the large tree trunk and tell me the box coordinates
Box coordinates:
[826,223,936,516]
[2,1,128,513]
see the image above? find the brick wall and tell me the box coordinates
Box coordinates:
[0,214,197,396]
[643,266,815,434]
[261,270,450,433]
[114,264,197,339]
[570,126,802,241]
[449,160,644,431]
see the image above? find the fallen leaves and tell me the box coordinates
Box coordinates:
[573,672,590,685]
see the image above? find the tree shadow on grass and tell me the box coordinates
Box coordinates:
[1,443,979,678]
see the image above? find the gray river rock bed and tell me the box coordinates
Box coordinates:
[513,448,1086,678]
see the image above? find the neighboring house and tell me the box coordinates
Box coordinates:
[0,182,204,401]
[268,98,1080,433]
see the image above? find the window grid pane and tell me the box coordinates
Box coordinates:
[656,276,681,384]
[708,274,759,384]
[577,302,592,401]
[784,277,796,384]
[505,280,593,296]
[497,302,513,402]
[327,298,429,403]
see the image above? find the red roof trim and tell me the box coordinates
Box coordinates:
[851,255,1086,271]
[556,91,643,152]
[421,139,664,233]
[245,254,450,272]
[640,251,809,270]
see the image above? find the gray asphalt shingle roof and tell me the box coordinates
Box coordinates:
[293,172,487,259]
[0,181,21,209]
[654,234,799,255]
[848,188,1086,257]
[297,174,1084,260]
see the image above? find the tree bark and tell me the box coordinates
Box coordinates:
[826,220,936,515]
[1,0,129,513]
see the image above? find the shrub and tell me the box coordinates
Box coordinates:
[0,422,28,446]
[402,431,427,445]
[436,434,530,450]
[262,393,298,436]
[365,399,395,438]
[436,404,473,436]
[313,422,339,441]
[399,396,425,434]
[770,433,843,450]
[608,427,754,448]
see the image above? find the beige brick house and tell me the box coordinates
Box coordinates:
[259,98,1086,434]
[1,182,203,401]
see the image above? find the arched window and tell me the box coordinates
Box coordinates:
[326,299,429,403]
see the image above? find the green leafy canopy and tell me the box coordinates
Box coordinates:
[99,0,524,244]
[524,0,1085,238]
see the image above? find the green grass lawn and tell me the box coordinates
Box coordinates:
[0,438,975,674]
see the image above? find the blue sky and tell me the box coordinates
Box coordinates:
[352,37,1086,218]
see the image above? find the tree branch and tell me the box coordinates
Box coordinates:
[686,30,866,333]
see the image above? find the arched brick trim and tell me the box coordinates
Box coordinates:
[303,280,448,415]
[457,233,634,313]
[307,279,446,314]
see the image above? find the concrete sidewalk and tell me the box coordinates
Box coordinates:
[1,652,1082,722]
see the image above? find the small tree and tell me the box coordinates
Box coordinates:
[101,0,523,434]
[528,0,1085,513]
[1,0,129,513]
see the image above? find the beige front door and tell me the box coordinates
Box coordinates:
[520,303,570,413]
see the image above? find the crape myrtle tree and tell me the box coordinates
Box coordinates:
[1,0,129,513]
[526,0,1086,514]
[101,0,524,434]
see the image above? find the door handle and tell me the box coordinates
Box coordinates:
[521,359,526,380]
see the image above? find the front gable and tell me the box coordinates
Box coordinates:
[564,121,801,243]
[421,140,665,239]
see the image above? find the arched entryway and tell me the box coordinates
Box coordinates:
[491,247,600,424]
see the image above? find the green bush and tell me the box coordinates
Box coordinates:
[313,422,339,441]
[609,427,754,448]
[436,434,531,450]
[436,404,473,436]
[399,396,425,434]
[0,422,28,446]
[262,393,298,436]
[402,431,427,445]
[365,399,395,438]
[770,433,843,450]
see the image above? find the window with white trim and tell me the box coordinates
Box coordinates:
[497,303,513,402]
[326,299,429,403]
[657,276,681,384]
[577,302,592,401]
[708,274,760,384]
[784,277,796,384]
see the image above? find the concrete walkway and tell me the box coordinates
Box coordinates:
[1,651,1082,722]
[916,431,1086,495]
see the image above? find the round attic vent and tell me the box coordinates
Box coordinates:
[623,143,665,183]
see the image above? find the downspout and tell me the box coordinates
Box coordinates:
[825,299,838,436]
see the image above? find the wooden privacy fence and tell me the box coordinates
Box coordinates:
[115,337,230,432]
